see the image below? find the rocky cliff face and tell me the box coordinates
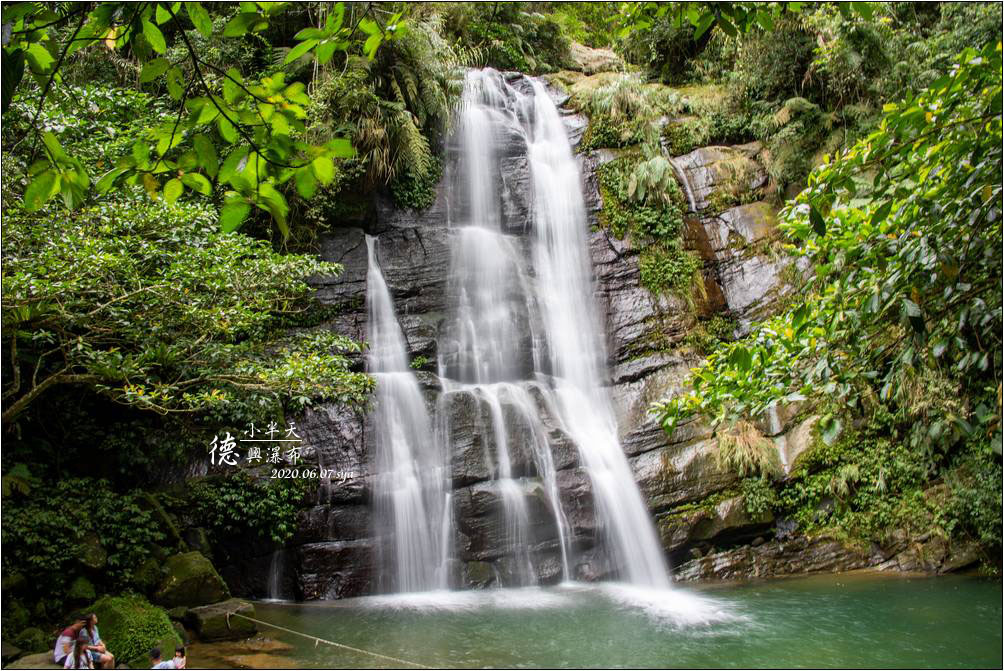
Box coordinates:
[216,75,954,600]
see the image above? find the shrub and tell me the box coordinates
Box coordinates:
[638,244,702,300]
[1,479,164,603]
[715,420,782,478]
[741,476,778,519]
[729,16,816,104]
[185,473,312,549]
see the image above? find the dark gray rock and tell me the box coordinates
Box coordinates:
[296,540,374,599]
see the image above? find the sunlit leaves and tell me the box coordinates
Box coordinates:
[652,43,1003,459]
[1,1,378,237]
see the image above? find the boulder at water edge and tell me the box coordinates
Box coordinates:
[186,599,257,641]
[87,595,182,669]
[153,551,230,608]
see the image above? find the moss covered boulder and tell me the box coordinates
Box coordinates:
[12,627,50,654]
[153,551,230,608]
[4,651,60,669]
[88,594,181,669]
[67,576,96,604]
[186,599,257,641]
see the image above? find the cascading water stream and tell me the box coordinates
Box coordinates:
[366,236,450,593]
[368,68,675,593]
[523,78,671,588]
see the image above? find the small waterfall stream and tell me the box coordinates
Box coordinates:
[367,236,451,593]
[367,69,672,592]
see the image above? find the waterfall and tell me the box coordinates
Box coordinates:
[367,236,451,593]
[267,548,286,600]
[523,77,671,588]
[367,68,673,592]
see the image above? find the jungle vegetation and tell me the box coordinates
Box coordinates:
[0,0,1000,643]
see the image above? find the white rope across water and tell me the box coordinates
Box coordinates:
[225,610,434,669]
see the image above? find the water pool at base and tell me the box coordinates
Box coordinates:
[189,573,1002,669]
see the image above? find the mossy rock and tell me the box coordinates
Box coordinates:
[88,594,181,669]
[152,551,230,608]
[3,601,29,638]
[186,599,256,642]
[67,576,97,604]
[133,558,164,595]
[166,607,189,621]
[4,651,60,669]
[78,533,107,571]
[13,627,51,654]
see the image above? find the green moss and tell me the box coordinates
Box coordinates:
[662,118,707,156]
[152,551,230,608]
[13,626,51,654]
[684,315,739,355]
[88,595,181,669]
[67,576,97,603]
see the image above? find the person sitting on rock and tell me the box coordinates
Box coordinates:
[173,646,187,669]
[53,616,87,666]
[82,613,114,669]
[64,632,94,669]
[149,647,175,669]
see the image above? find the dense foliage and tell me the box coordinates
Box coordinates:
[655,44,1002,555]
[2,479,164,620]
[1,0,1001,643]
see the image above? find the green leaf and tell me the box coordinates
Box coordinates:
[821,417,843,446]
[809,205,826,236]
[193,134,219,177]
[310,156,334,183]
[165,66,185,100]
[363,33,382,60]
[294,167,317,199]
[693,12,715,40]
[187,2,213,38]
[220,198,251,232]
[728,345,752,373]
[358,17,380,35]
[869,201,892,226]
[327,3,345,32]
[142,20,167,54]
[223,12,262,37]
[284,39,318,65]
[23,170,60,211]
[181,173,212,195]
[24,43,55,73]
[219,147,249,183]
[327,137,354,158]
[316,41,338,64]
[2,48,26,113]
[222,68,244,104]
[139,57,169,83]
[163,178,184,204]
[293,27,326,40]
[40,131,67,161]
[217,115,238,143]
